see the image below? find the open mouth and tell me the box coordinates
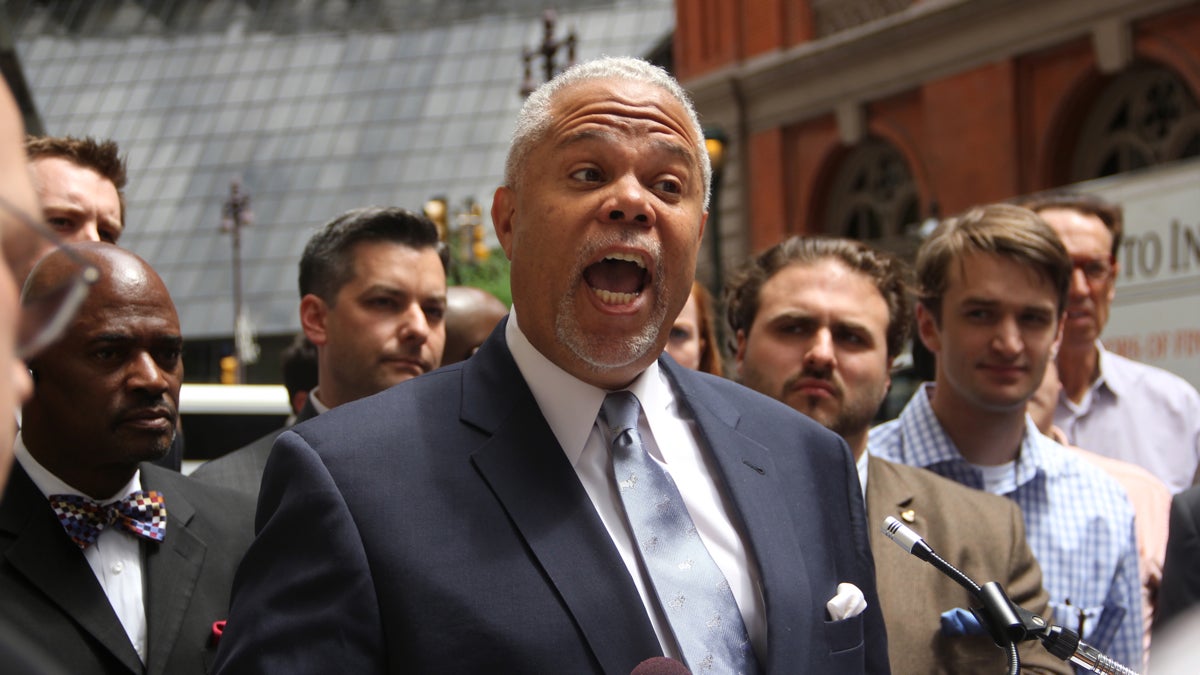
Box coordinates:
[583,253,648,305]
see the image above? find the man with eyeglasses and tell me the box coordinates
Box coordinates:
[1,243,255,674]
[1023,192,1200,494]
[0,78,74,675]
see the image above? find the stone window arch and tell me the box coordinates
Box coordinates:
[822,137,920,249]
[1071,63,1200,181]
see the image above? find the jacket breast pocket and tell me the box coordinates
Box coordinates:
[824,613,865,671]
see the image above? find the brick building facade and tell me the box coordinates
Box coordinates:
[675,0,1200,275]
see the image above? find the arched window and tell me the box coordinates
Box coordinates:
[822,138,920,248]
[1072,64,1200,181]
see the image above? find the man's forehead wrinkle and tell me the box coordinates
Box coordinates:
[550,85,699,146]
[555,128,694,161]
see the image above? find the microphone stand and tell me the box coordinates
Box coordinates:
[882,516,1138,675]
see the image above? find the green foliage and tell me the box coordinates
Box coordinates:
[449,248,512,307]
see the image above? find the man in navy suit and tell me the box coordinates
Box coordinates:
[214,56,888,674]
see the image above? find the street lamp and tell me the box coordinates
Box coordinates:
[425,196,489,285]
[704,127,728,297]
[704,127,729,353]
[219,178,257,383]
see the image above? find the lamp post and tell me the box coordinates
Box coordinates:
[519,9,577,98]
[704,128,728,298]
[704,128,729,352]
[219,178,255,383]
[424,196,489,285]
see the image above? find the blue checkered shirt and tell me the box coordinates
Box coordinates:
[869,385,1143,672]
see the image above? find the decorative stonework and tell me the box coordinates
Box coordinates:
[810,0,914,38]
[1072,64,1200,181]
[824,138,919,245]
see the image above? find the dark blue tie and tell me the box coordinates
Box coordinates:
[601,391,759,673]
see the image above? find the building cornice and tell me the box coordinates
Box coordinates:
[684,0,1194,135]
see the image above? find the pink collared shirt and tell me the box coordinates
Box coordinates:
[1051,424,1170,662]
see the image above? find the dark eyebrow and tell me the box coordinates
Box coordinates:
[961,297,1001,307]
[89,333,134,346]
[89,333,183,348]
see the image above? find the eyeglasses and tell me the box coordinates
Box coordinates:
[1070,255,1114,285]
[0,194,99,359]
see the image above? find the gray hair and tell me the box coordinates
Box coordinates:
[503,56,712,208]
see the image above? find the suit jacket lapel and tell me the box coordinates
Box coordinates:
[0,465,143,673]
[463,324,661,673]
[141,466,205,675]
[663,360,812,673]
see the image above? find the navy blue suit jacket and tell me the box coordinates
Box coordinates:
[214,321,889,673]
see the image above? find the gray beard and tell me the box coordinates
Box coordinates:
[555,236,669,373]
[555,287,667,373]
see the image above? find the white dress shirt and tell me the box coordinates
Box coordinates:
[505,309,766,661]
[15,435,149,663]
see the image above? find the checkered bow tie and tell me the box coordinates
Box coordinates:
[48,491,168,550]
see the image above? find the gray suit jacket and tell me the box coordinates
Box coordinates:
[191,399,319,500]
[866,455,1069,675]
[0,462,256,675]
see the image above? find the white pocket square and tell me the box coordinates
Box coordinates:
[825,582,867,621]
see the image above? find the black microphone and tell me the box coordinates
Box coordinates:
[630,656,692,675]
[882,516,1139,675]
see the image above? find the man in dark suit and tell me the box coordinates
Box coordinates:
[214,56,888,674]
[191,207,448,499]
[1,243,255,674]
[728,236,1068,674]
[1155,485,1200,632]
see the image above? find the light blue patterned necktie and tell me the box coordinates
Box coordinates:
[601,390,759,674]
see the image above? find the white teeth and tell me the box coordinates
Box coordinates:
[604,252,646,268]
[593,287,639,304]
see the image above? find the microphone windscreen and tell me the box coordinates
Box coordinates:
[630,656,692,675]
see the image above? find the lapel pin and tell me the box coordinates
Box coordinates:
[900,509,916,523]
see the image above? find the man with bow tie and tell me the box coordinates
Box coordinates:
[0,242,255,675]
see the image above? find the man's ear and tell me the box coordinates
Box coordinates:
[915,303,942,355]
[491,185,516,261]
[733,329,748,378]
[299,294,330,347]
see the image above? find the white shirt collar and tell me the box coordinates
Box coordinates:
[307,387,332,415]
[856,449,869,506]
[505,307,669,467]
[15,433,142,502]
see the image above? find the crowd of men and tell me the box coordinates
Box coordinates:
[1,54,1199,675]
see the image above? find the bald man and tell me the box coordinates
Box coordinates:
[0,244,254,674]
[442,285,508,365]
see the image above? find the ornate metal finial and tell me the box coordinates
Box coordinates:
[519,8,577,98]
